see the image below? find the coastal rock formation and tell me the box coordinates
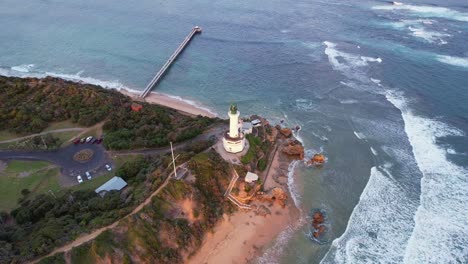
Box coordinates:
[279,127,293,138]
[312,211,326,238]
[282,140,304,160]
[307,154,326,166]
[259,187,288,208]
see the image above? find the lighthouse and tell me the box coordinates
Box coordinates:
[223,103,246,153]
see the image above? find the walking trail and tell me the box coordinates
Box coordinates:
[30,174,172,264]
[0,128,84,144]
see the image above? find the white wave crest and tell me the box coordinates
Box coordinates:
[256,214,307,264]
[287,160,301,207]
[323,41,382,72]
[373,4,468,22]
[436,55,468,68]
[321,166,417,263]
[407,26,450,44]
[11,64,35,73]
[370,147,378,156]
[353,131,366,140]
[386,91,468,263]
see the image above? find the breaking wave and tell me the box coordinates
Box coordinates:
[0,64,129,91]
[386,92,468,263]
[287,160,301,207]
[321,166,417,263]
[436,55,468,68]
[372,4,468,22]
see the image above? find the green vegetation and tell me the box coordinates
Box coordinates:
[0,161,60,211]
[0,154,172,263]
[0,134,63,150]
[0,76,216,150]
[0,130,19,141]
[37,253,66,264]
[62,151,234,264]
[44,120,79,131]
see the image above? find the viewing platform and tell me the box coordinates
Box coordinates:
[140,26,202,98]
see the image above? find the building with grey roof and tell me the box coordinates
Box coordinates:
[95,176,127,196]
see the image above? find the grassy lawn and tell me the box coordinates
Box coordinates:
[44,120,80,131]
[5,160,50,173]
[0,161,60,211]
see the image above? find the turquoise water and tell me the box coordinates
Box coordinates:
[1,0,467,263]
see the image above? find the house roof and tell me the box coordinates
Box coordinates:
[245,172,259,182]
[95,176,128,194]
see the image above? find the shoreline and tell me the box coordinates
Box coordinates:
[120,89,217,118]
[188,139,302,263]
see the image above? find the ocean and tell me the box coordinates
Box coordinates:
[1,0,467,263]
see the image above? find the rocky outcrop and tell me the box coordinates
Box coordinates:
[279,127,292,138]
[282,140,304,160]
[307,154,326,166]
[312,211,326,238]
[259,187,288,208]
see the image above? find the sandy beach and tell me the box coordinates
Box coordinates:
[122,88,299,264]
[120,89,217,118]
[188,204,298,264]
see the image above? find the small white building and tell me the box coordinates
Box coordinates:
[242,122,253,135]
[245,172,259,183]
[251,119,262,128]
[95,176,127,197]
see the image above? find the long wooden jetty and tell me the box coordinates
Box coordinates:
[140,26,202,98]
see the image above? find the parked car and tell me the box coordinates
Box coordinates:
[85,136,93,143]
[77,175,83,183]
[73,138,81,144]
[85,171,92,180]
[91,138,98,144]
[96,138,103,144]
[105,164,112,171]
[80,138,86,144]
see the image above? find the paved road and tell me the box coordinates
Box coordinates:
[0,143,108,177]
[0,128,84,144]
[0,124,227,175]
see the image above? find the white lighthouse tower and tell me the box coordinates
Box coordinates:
[223,103,246,153]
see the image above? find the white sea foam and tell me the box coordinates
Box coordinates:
[321,166,417,263]
[11,64,35,73]
[324,42,382,72]
[446,148,457,155]
[1,64,219,116]
[339,99,359,104]
[436,55,468,68]
[386,91,468,263]
[381,19,450,44]
[373,4,468,22]
[353,131,366,140]
[256,214,307,264]
[407,26,450,44]
[287,160,301,207]
[370,147,378,156]
[2,65,128,90]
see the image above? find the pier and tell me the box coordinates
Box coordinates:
[140,26,202,98]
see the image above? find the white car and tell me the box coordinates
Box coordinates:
[105,164,112,171]
[77,175,83,183]
[85,136,94,143]
[85,171,92,180]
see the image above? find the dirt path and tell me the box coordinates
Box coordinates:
[0,128,85,144]
[30,175,172,264]
[67,122,105,142]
